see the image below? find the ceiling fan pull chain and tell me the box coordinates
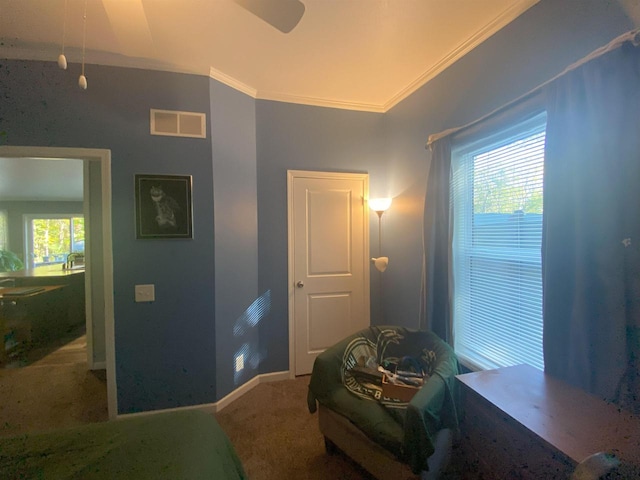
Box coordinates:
[78,0,88,89]
[57,0,68,69]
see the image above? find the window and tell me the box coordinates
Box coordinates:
[451,112,546,371]
[25,215,84,267]
[0,210,7,251]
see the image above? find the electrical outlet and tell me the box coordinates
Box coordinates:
[235,354,244,372]
[135,284,155,302]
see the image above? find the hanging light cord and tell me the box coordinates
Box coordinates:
[61,0,68,55]
[81,0,87,77]
[57,0,69,69]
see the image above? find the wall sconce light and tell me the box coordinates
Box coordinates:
[370,197,392,272]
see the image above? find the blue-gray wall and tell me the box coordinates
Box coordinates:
[382,0,635,329]
[0,0,635,413]
[0,61,218,413]
[210,80,259,398]
[110,68,216,413]
[252,0,636,367]
[255,101,387,373]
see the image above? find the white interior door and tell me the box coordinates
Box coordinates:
[288,170,370,376]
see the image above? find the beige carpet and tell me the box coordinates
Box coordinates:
[215,376,471,479]
[0,332,108,438]
[216,375,376,480]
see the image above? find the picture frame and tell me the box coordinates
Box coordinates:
[134,174,193,239]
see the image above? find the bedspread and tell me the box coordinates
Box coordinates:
[0,409,247,479]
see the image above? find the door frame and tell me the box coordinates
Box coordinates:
[287,170,370,378]
[0,145,117,419]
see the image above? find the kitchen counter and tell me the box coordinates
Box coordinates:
[0,285,69,350]
[0,264,86,336]
[0,264,85,279]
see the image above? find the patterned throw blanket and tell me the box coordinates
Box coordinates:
[308,325,460,474]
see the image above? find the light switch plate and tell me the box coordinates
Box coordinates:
[135,284,155,302]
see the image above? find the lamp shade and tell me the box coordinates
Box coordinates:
[369,197,392,212]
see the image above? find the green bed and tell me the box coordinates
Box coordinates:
[0,409,247,479]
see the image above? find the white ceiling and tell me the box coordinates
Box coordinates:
[0,1,542,201]
[0,0,539,112]
[0,158,84,202]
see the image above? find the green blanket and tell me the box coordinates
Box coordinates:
[307,325,459,474]
[0,409,247,479]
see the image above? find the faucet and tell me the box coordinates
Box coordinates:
[65,253,79,269]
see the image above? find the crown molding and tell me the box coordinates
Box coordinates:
[209,66,258,97]
[250,0,538,113]
[383,0,540,112]
[205,70,386,112]
[3,0,539,114]
[255,90,385,113]
[0,46,207,77]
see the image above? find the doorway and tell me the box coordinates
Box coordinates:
[0,146,116,421]
[287,170,370,376]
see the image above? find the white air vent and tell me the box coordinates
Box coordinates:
[150,109,206,138]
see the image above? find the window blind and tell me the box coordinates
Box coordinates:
[451,112,546,371]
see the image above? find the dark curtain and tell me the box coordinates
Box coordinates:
[542,40,640,407]
[422,138,452,342]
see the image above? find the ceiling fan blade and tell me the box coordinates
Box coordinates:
[235,0,305,34]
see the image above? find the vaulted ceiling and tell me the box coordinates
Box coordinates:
[1,0,539,112]
[3,1,639,200]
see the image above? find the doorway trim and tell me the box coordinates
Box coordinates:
[0,146,117,419]
[287,170,370,378]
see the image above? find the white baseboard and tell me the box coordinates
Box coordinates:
[214,370,290,412]
[214,375,261,412]
[117,401,218,420]
[91,361,106,370]
[116,370,290,419]
[257,370,291,384]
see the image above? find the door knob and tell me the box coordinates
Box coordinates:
[296,281,304,288]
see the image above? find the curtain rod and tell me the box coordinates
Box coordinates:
[426,28,640,149]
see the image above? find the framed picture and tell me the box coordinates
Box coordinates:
[134,174,193,239]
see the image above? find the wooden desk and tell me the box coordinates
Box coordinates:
[456,364,640,479]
